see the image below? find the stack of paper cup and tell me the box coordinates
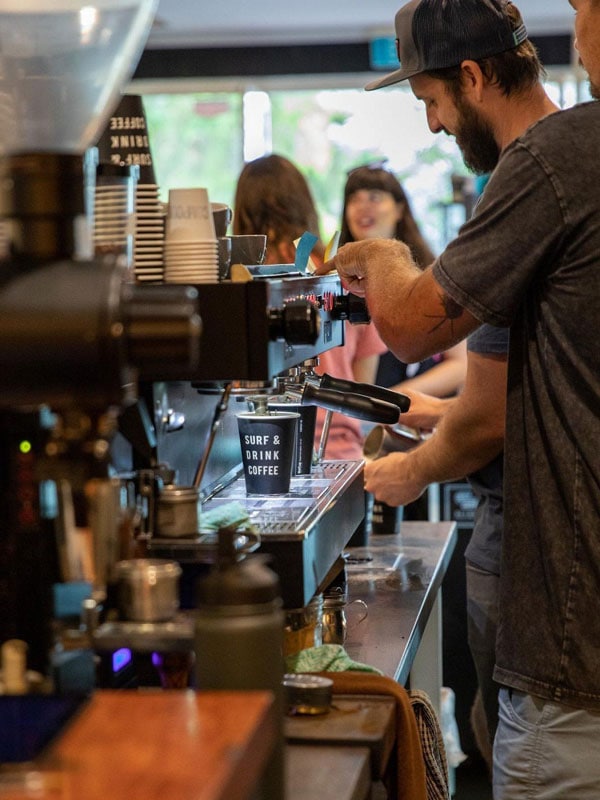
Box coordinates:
[134,183,165,283]
[93,164,137,274]
[164,187,218,283]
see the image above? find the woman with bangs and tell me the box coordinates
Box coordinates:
[339,164,467,399]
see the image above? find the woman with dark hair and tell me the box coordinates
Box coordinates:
[233,153,325,265]
[340,164,434,266]
[340,164,466,398]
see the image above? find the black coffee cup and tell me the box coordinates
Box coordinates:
[229,234,267,265]
[371,498,403,535]
[211,203,232,237]
[237,411,299,495]
[217,236,232,280]
[268,400,317,475]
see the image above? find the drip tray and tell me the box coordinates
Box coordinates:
[201,462,357,540]
[150,460,365,609]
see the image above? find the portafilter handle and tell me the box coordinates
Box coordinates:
[319,373,411,413]
[301,383,400,425]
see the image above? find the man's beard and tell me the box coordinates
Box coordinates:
[453,95,501,175]
[589,79,600,101]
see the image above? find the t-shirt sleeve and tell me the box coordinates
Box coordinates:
[433,141,566,327]
[467,324,509,355]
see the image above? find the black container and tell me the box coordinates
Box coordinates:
[268,399,317,475]
[194,541,285,799]
[371,498,403,535]
[346,491,373,547]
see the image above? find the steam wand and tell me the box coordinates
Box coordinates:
[317,409,334,463]
[193,382,233,490]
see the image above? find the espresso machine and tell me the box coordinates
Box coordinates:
[140,278,407,607]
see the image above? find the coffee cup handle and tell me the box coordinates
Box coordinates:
[346,599,368,627]
[240,530,261,555]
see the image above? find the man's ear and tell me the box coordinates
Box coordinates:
[459,60,486,101]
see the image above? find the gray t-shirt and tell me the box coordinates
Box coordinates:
[433,101,600,710]
[464,324,508,575]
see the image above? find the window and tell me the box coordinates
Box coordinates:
[140,70,588,252]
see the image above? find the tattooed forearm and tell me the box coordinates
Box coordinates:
[425,291,465,334]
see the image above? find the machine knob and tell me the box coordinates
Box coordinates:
[268,299,320,345]
[332,292,370,324]
[121,284,202,380]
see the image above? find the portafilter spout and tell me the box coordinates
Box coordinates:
[277,362,407,460]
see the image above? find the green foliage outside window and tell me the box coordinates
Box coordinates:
[142,92,243,207]
[141,77,578,252]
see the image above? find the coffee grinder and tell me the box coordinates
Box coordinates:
[0,0,202,695]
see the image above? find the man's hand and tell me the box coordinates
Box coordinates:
[316,238,478,362]
[314,239,418,297]
[364,452,427,507]
[396,389,454,430]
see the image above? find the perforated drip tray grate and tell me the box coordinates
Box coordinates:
[200,460,362,541]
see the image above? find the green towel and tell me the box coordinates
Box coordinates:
[285,644,383,675]
[199,501,258,533]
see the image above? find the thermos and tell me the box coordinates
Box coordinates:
[194,531,285,799]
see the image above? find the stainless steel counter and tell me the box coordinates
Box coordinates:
[343,521,457,689]
[283,522,457,800]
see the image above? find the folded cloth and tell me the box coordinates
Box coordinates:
[316,672,428,800]
[198,501,257,533]
[409,690,449,800]
[284,644,383,675]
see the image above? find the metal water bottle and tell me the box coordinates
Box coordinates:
[194,532,285,799]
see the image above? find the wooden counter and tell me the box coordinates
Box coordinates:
[0,690,277,800]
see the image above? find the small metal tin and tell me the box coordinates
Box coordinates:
[115,558,182,622]
[156,484,199,538]
[282,674,333,716]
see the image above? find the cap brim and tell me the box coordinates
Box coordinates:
[365,65,421,91]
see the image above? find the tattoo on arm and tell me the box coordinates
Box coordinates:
[425,291,464,334]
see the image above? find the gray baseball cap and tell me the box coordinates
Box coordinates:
[366,0,528,91]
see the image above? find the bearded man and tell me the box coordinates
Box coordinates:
[317,1,600,797]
